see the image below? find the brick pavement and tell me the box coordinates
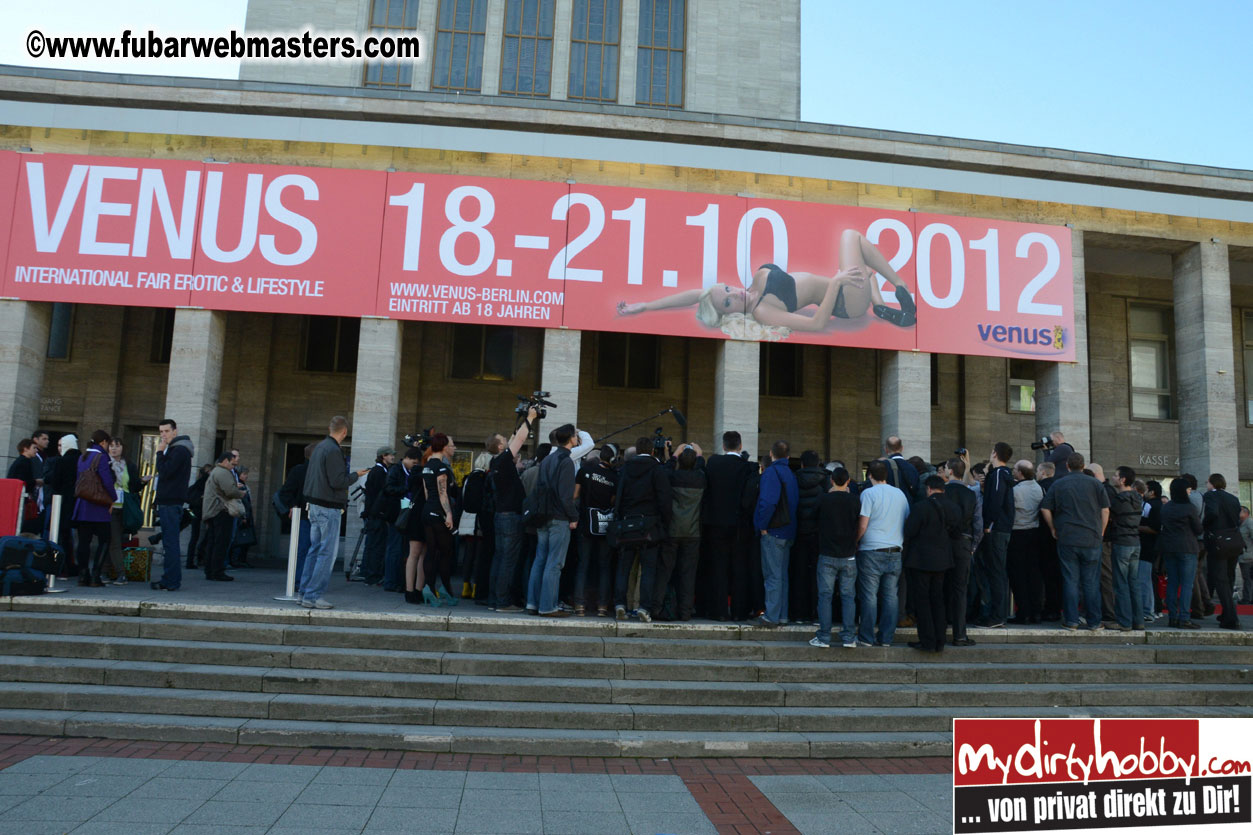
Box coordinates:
[0,735,950,834]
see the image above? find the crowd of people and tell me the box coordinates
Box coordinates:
[8,422,259,589]
[11,419,1251,647]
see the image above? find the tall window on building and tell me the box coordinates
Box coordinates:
[301,316,360,373]
[635,0,684,108]
[1128,304,1175,420]
[500,0,555,97]
[450,324,514,380]
[761,342,802,398]
[433,0,488,92]
[568,0,620,102]
[46,303,73,360]
[1007,358,1036,413]
[149,308,176,364]
[363,0,420,87]
[596,332,659,388]
[1243,311,1253,424]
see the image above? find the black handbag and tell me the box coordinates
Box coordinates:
[607,515,654,549]
[766,471,791,530]
[1210,528,1243,562]
[393,506,411,533]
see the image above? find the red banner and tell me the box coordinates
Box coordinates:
[0,151,1075,361]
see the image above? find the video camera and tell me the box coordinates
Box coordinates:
[651,427,671,456]
[403,427,434,452]
[1029,436,1055,452]
[515,390,557,420]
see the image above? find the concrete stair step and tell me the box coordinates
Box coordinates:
[1,704,1246,758]
[5,633,1246,689]
[7,599,1250,648]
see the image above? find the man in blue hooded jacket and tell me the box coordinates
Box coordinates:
[754,440,799,628]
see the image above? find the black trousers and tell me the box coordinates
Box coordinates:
[1007,527,1042,621]
[361,518,387,584]
[909,568,947,651]
[615,544,657,612]
[654,537,699,619]
[704,525,740,620]
[1039,528,1062,617]
[789,532,819,624]
[204,513,233,579]
[75,521,110,581]
[1207,548,1239,628]
[944,537,972,641]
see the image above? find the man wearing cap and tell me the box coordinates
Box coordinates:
[360,446,396,586]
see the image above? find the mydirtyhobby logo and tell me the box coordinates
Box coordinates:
[952,718,1252,834]
[975,322,1066,355]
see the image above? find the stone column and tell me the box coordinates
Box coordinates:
[713,339,759,460]
[351,317,404,458]
[480,0,507,95]
[0,301,51,472]
[1173,239,1237,479]
[880,351,931,461]
[1036,226,1092,458]
[164,308,226,470]
[549,0,574,99]
[540,328,581,437]
[344,317,405,565]
[618,0,640,105]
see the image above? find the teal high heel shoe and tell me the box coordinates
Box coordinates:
[438,583,459,606]
[422,587,440,606]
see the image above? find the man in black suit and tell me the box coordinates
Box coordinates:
[905,475,959,653]
[701,431,753,620]
[939,458,977,647]
[1202,473,1243,630]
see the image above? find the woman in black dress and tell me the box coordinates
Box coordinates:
[421,433,459,606]
[402,449,430,605]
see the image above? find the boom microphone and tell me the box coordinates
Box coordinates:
[670,407,687,428]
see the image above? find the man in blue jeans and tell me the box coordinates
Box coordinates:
[527,423,580,617]
[1039,452,1110,630]
[754,440,799,628]
[299,416,370,610]
[812,467,860,648]
[1107,465,1145,630]
[855,460,910,646]
[150,419,194,591]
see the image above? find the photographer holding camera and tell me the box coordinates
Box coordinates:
[1033,431,1075,467]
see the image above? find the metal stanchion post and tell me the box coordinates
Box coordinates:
[274,506,301,602]
[45,494,67,593]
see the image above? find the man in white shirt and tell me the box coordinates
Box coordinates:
[856,460,910,647]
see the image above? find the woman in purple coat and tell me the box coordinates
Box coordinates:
[72,429,116,587]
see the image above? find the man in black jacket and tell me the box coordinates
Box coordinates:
[488,407,536,612]
[939,458,978,646]
[1202,473,1243,630]
[701,431,753,621]
[791,450,830,624]
[978,441,1016,627]
[614,438,673,623]
[811,467,860,648]
[152,419,194,591]
[905,475,958,652]
[359,446,395,586]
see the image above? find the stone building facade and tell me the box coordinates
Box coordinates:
[1,0,1251,557]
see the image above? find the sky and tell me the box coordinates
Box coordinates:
[1,0,1249,170]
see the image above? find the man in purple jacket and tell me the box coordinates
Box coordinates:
[72,430,116,587]
[754,440,799,628]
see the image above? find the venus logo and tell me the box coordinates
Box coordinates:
[976,322,1064,352]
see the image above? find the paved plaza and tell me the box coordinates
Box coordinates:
[0,741,951,835]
